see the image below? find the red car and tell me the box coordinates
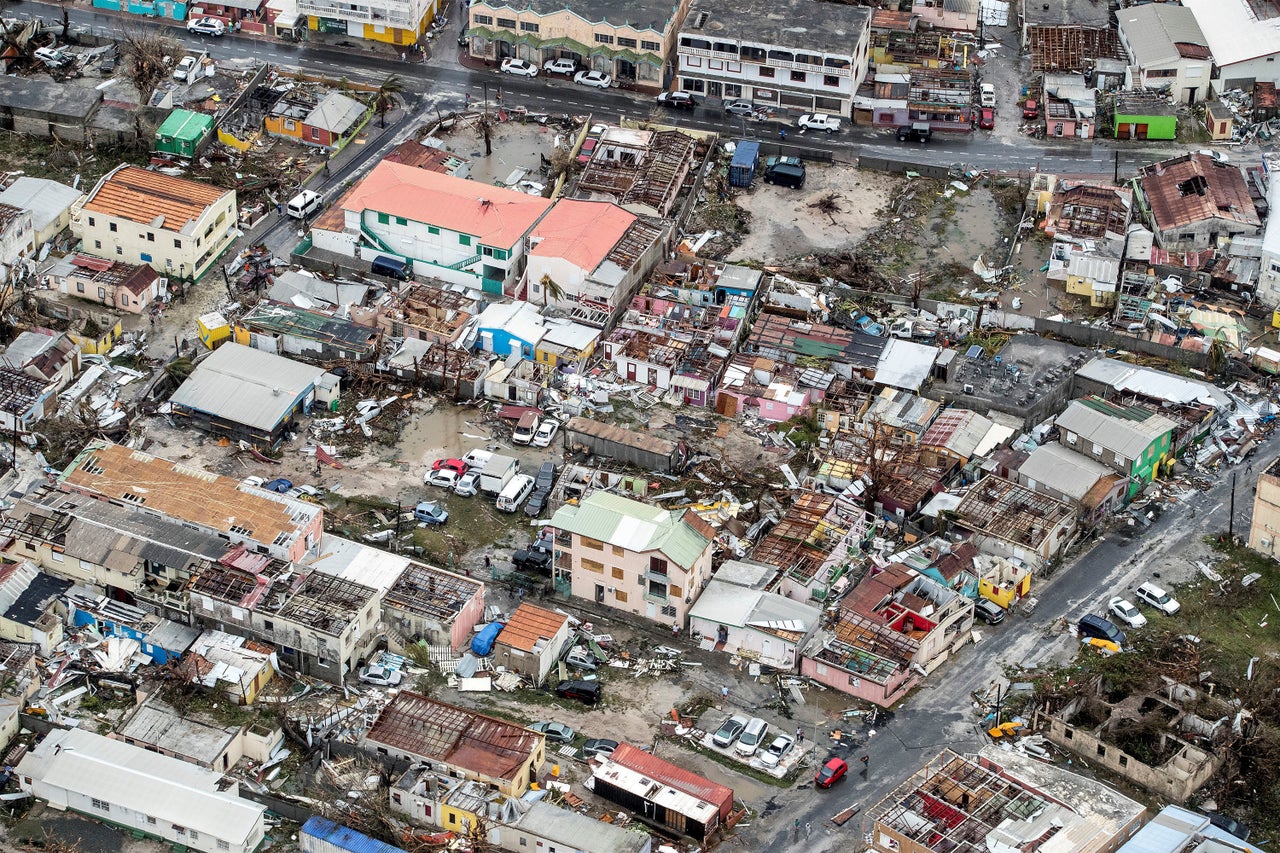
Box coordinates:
[432,458,469,476]
[815,757,848,788]
[979,108,995,130]
[577,137,598,164]
[1022,99,1038,119]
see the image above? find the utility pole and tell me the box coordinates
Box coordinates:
[394,499,402,553]
[1228,471,1237,541]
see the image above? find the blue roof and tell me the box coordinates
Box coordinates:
[301,817,407,853]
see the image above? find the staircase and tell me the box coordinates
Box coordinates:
[448,253,481,271]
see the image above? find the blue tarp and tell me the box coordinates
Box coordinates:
[471,622,505,656]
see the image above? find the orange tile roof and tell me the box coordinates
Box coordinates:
[528,199,636,273]
[343,161,551,248]
[82,165,231,231]
[497,603,568,653]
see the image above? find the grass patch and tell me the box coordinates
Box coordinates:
[1181,538,1280,680]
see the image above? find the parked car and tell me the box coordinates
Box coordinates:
[1198,149,1230,163]
[711,714,749,748]
[534,461,557,492]
[172,55,198,80]
[524,489,549,518]
[264,478,293,493]
[577,137,599,164]
[815,756,848,788]
[512,413,540,445]
[187,16,226,35]
[1022,98,1039,119]
[34,47,73,68]
[1135,581,1181,614]
[242,476,267,489]
[454,471,481,497]
[1078,613,1126,647]
[1202,812,1250,841]
[427,468,461,489]
[974,598,1006,625]
[734,717,769,757]
[285,485,322,502]
[529,721,575,743]
[796,113,840,132]
[897,122,932,142]
[978,107,995,130]
[763,162,806,189]
[564,646,598,670]
[513,547,552,573]
[531,418,560,447]
[358,664,403,686]
[582,738,618,759]
[543,57,578,75]
[555,679,601,705]
[724,100,756,117]
[500,58,539,77]
[759,734,794,768]
[574,70,612,88]
[657,91,698,109]
[413,500,448,525]
[1109,597,1148,629]
[979,82,996,107]
[432,457,469,476]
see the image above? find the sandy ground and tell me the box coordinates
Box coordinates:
[728,167,900,264]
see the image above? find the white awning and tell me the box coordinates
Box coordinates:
[670,375,710,392]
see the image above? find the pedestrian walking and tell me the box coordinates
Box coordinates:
[793,818,800,841]
[806,822,812,839]
[721,685,729,701]
[401,51,407,62]
[779,127,787,141]
[860,754,870,770]
[796,726,804,743]
[484,554,492,570]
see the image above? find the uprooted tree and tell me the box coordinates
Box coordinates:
[117,24,181,136]
[826,412,924,513]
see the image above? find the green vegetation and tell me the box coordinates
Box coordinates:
[777,415,820,449]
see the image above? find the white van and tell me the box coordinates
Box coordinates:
[286,190,322,219]
[496,474,535,513]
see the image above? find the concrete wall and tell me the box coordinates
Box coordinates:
[1035,319,1209,369]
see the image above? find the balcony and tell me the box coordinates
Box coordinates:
[678,45,851,77]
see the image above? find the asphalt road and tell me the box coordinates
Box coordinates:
[13,0,1264,175]
[758,443,1275,853]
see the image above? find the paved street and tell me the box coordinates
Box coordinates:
[753,443,1273,852]
[11,0,1260,175]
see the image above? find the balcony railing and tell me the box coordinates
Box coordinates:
[678,45,852,76]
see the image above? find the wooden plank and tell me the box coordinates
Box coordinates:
[832,803,861,826]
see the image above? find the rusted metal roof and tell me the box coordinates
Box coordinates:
[608,743,733,819]
[495,603,567,653]
[1138,153,1260,233]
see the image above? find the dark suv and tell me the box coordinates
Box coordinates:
[974,598,1006,625]
[896,122,932,143]
[1078,614,1126,647]
[555,679,601,705]
[513,547,552,573]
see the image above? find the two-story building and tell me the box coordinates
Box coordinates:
[313,161,550,296]
[72,165,238,281]
[298,0,436,46]
[1134,153,1261,251]
[676,0,871,115]
[549,491,714,630]
[951,475,1078,571]
[466,0,691,91]
[1117,3,1211,104]
[1055,396,1176,499]
[48,255,164,314]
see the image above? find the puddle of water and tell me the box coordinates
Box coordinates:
[396,405,487,466]
[907,187,1008,272]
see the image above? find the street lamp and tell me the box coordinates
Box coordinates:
[812,719,827,758]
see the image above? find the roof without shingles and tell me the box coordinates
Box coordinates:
[921,408,997,458]
[496,602,568,652]
[1118,4,1208,67]
[0,177,83,233]
[81,165,230,232]
[549,491,711,570]
[1019,443,1115,502]
[608,743,734,819]
[1137,154,1261,234]
[529,200,637,274]
[1181,0,1280,68]
[680,0,870,55]
[342,161,551,248]
[301,817,406,853]
[366,691,543,782]
[305,92,367,134]
[169,343,326,431]
[1056,396,1177,459]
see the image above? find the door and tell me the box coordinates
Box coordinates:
[595,584,605,604]
[708,80,722,98]
[646,602,657,619]
[626,362,637,381]
[762,637,773,661]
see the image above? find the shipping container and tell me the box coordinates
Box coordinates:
[728,140,760,188]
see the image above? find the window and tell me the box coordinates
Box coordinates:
[146,816,157,825]
[617,37,636,48]
[758,67,775,78]
[1096,744,1106,757]
[1119,754,1129,767]
[648,580,667,598]
[614,589,628,603]
[520,21,538,31]
[1147,68,1176,78]
[76,282,84,293]
[580,536,604,550]
[392,793,402,804]
[109,222,117,232]
[612,545,625,556]
[98,287,106,299]
[428,225,440,235]
[91,798,110,812]
[395,216,408,226]
[145,232,154,242]
[474,13,493,23]
[378,212,390,224]
[88,216,95,226]
[174,238,182,248]
[520,840,528,848]
[670,583,682,598]
[1091,442,1103,456]
[218,842,230,851]
[121,295,129,306]
[649,556,669,576]
[459,234,472,246]
[790,70,805,82]
[263,620,274,631]
[189,831,199,841]
[93,241,101,250]
[496,16,516,27]
[641,40,660,51]
[824,74,839,87]
[595,34,613,44]
[611,567,624,580]
[581,558,605,573]
[116,246,123,255]
[449,814,458,826]
[1064,430,1077,445]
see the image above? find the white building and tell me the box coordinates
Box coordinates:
[0,177,83,249]
[72,165,238,282]
[0,203,35,285]
[296,0,437,48]
[675,0,872,115]
[16,727,266,853]
[1259,164,1280,306]
[687,560,819,670]
[313,160,550,297]
[1182,0,1280,92]
[1117,3,1212,104]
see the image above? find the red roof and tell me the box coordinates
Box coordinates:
[609,743,733,819]
[528,200,636,273]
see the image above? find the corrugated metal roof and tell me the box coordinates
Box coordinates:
[81,164,229,231]
[1055,397,1177,459]
[496,602,568,652]
[301,817,407,853]
[169,343,326,431]
[606,743,734,819]
[549,491,710,570]
[1119,4,1207,67]
[1019,443,1113,501]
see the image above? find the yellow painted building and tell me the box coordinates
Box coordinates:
[68,318,123,355]
[301,0,436,46]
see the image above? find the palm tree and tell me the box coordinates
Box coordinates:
[538,274,564,308]
[374,73,405,128]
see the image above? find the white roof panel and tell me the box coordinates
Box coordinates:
[1182,0,1280,68]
